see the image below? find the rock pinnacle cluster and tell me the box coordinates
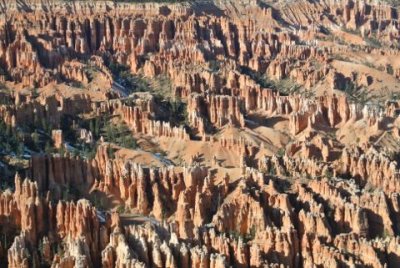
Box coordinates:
[1,0,400,267]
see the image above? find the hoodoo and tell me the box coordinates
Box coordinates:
[0,0,400,267]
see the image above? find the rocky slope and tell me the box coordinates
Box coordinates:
[0,0,400,267]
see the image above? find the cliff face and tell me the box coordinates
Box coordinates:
[4,141,393,267]
[1,0,400,267]
[1,174,114,268]
[1,0,398,90]
[122,103,190,140]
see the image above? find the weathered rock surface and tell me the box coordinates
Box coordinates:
[1,0,400,267]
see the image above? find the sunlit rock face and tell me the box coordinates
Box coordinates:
[1,0,400,267]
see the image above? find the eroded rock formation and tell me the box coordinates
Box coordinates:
[1,0,400,267]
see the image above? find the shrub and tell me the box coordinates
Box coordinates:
[386,64,394,75]
[108,62,149,93]
[116,205,126,214]
[364,36,382,48]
